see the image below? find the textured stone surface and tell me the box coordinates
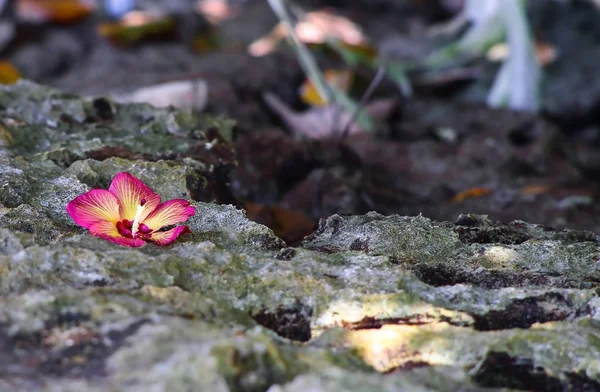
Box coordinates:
[1,81,600,391]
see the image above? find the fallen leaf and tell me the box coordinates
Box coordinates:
[17,0,95,23]
[111,80,208,111]
[300,68,353,106]
[98,10,175,46]
[556,195,593,209]
[0,60,20,84]
[293,9,367,45]
[249,8,368,57]
[244,202,316,244]
[517,184,550,196]
[264,92,397,139]
[452,187,492,202]
[196,0,240,25]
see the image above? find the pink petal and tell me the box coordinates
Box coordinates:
[66,189,121,229]
[150,226,191,246]
[108,172,160,222]
[89,221,146,247]
[142,200,195,231]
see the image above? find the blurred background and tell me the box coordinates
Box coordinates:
[2,0,600,243]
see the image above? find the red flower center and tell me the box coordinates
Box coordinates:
[116,219,152,239]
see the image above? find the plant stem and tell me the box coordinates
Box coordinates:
[267,0,332,104]
[267,0,375,131]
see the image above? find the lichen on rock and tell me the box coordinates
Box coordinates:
[1,81,600,391]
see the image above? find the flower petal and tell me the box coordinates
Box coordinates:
[142,200,195,231]
[89,221,146,247]
[66,189,121,229]
[150,226,191,246]
[108,172,160,222]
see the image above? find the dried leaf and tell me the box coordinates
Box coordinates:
[264,92,396,139]
[452,187,492,202]
[98,11,175,46]
[0,61,20,84]
[17,0,95,23]
[196,0,240,25]
[517,184,550,196]
[249,9,368,57]
[111,80,208,111]
[244,202,316,244]
[300,69,353,107]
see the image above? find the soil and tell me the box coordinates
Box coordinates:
[7,0,600,243]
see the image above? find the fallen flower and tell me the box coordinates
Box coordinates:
[66,172,195,247]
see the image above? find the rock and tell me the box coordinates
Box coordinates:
[1,81,600,391]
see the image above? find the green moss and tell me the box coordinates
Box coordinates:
[516,240,600,280]
[302,213,465,263]
[2,81,600,390]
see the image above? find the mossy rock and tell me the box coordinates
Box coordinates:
[0,81,599,391]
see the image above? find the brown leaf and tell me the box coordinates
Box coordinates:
[196,0,240,25]
[264,92,397,139]
[111,80,208,111]
[17,0,95,23]
[517,184,550,196]
[244,202,316,244]
[0,60,20,84]
[300,69,353,107]
[248,9,368,57]
[452,187,492,203]
[97,11,175,46]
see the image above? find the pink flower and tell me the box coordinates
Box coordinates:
[66,172,195,247]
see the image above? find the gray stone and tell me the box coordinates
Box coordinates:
[1,81,600,391]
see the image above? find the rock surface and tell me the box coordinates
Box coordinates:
[1,81,600,391]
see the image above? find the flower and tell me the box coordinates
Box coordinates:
[66,172,195,247]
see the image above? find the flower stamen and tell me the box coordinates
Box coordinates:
[131,200,146,238]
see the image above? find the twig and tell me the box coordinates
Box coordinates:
[340,65,385,140]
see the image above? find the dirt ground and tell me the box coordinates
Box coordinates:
[8,0,600,243]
